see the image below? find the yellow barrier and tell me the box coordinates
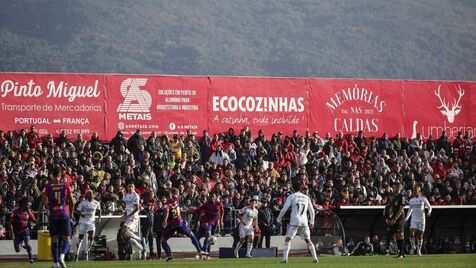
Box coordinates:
[37,230,53,261]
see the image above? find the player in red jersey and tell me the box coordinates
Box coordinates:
[161,188,204,261]
[38,167,75,268]
[196,193,224,258]
[10,198,36,263]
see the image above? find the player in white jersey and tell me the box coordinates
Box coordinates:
[234,195,259,258]
[405,186,432,256]
[277,182,318,264]
[75,190,101,261]
[120,182,146,259]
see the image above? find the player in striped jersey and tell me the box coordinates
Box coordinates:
[38,167,75,268]
[10,198,36,263]
[196,193,224,258]
[161,188,205,262]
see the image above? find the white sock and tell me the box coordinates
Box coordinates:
[87,238,93,252]
[130,239,144,251]
[283,242,290,262]
[418,239,423,251]
[76,239,83,257]
[235,241,243,251]
[410,238,416,250]
[60,253,65,262]
[308,243,318,262]
[125,231,142,242]
[246,243,253,256]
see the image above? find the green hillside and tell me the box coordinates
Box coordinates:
[1,0,475,80]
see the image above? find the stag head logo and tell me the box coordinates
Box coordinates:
[434,85,465,123]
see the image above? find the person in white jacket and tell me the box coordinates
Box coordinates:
[209,145,230,166]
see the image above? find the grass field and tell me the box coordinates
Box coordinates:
[1,254,476,268]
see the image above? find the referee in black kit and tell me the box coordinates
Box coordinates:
[386,181,406,258]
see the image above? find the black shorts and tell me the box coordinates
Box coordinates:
[391,218,405,234]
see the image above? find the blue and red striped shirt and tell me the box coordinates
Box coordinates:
[197,200,224,227]
[44,179,72,218]
[11,208,35,233]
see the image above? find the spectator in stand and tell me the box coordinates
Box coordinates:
[89,132,102,152]
[436,131,452,156]
[183,139,200,164]
[169,134,182,160]
[209,145,230,166]
[377,133,392,153]
[25,127,40,149]
[127,130,146,155]
[198,130,212,164]
[0,124,474,247]
[110,131,127,152]
[323,138,336,159]
[335,132,349,153]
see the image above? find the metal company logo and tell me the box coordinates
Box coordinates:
[434,84,465,123]
[117,78,152,112]
[117,78,152,121]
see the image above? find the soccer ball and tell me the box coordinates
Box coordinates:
[209,235,217,245]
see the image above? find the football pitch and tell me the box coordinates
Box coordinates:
[2,255,476,268]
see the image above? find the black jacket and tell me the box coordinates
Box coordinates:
[140,207,154,232]
[153,207,166,234]
[258,206,274,227]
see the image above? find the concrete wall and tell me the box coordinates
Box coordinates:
[0,235,308,257]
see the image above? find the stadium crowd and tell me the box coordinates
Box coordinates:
[0,126,475,240]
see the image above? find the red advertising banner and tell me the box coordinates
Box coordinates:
[104,75,208,138]
[0,73,105,139]
[208,77,309,136]
[0,72,474,141]
[403,81,476,140]
[308,79,405,137]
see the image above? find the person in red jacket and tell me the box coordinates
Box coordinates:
[26,125,41,148]
[335,132,349,153]
[432,160,447,180]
